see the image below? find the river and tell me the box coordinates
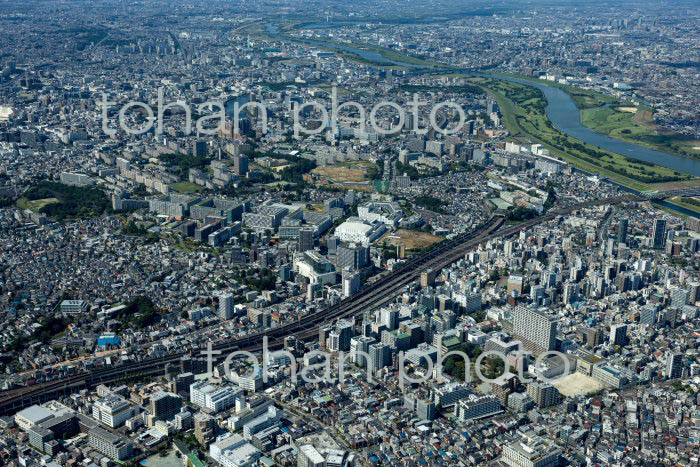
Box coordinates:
[264,23,421,68]
[256,23,700,216]
[478,74,700,177]
[264,22,698,176]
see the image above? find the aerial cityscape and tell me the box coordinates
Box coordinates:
[0,0,700,466]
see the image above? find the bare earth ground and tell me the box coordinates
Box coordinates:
[555,372,606,397]
[631,108,672,134]
[649,179,700,191]
[312,165,368,183]
[378,229,443,249]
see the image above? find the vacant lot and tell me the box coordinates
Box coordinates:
[649,179,700,190]
[379,229,443,249]
[555,372,606,397]
[312,165,369,183]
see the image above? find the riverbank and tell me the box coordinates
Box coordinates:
[580,105,700,159]
[472,77,694,191]
[487,72,700,160]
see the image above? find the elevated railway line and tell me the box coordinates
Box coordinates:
[0,194,637,415]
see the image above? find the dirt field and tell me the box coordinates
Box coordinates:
[631,107,672,134]
[312,165,369,183]
[649,179,700,191]
[616,106,637,113]
[378,229,443,249]
[555,372,606,397]
[329,183,374,192]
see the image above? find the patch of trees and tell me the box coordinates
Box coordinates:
[112,296,161,330]
[24,181,110,221]
[234,268,277,291]
[6,316,70,350]
[505,206,538,222]
[121,221,159,243]
[413,195,447,214]
[159,153,210,178]
[442,343,481,381]
[280,158,316,185]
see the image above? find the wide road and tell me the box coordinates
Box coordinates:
[0,194,637,416]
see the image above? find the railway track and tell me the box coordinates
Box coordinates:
[0,195,637,415]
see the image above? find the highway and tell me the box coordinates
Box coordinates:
[0,194,638,416]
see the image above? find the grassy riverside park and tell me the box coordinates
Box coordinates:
[489,72,700,160]
[668,197,700,214]
[230,27,698,194]
[580,105,700,160]
[470,77,696,192]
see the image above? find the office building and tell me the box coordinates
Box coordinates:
[92,395,137,428]
[297,227,314,252]
[234,155,249,176]
[190,381,241,413]
[617,218,628,244]
[336,242,369,270]
[380,308,399,331]
[350,336,375,368]
[404,395,436,420]
[368,342,390,375]
[173,372,195,394]
[335,319,354,351]
[586,327,604,348]
[639,305,657,326]
[342,270,360,298]
[219,293,234,320]
[295,250,337,286]
[670,287,690,309]
[193,140,208,157]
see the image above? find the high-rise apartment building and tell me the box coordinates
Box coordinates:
[617,218,628,244]
[666,352,683,379]
[609,324,627,347]
[652,218,667,249]
[512,306,557,353]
